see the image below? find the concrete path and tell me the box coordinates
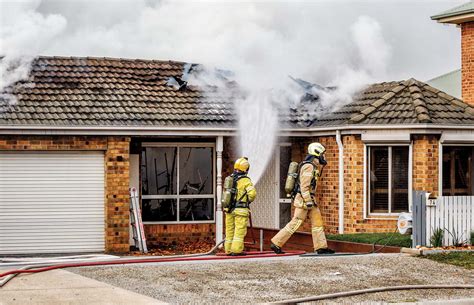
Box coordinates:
[0,269,167,305]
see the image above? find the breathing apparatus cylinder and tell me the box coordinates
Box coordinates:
[221,175,235,209]
[284,161,300,197]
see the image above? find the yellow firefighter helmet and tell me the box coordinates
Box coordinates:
[308,142,326,157]
[234,157,250,172]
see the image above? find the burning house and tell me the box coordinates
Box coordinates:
[0,2,473,255]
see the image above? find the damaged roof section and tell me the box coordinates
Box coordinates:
[0,56,235,127]
[0,56,473,130]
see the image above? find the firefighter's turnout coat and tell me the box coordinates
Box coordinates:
[224,175,256,254]
[271,160,329,251]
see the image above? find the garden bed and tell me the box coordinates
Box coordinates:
[421,251,474,270]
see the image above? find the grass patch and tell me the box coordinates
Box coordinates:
[326,233,411,248]
[422,252,474,270]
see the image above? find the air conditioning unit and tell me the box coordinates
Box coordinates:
[397,212,413,235]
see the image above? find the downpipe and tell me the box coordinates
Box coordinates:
[336,130,344,234]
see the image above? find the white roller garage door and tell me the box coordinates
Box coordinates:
[0,153,105,255]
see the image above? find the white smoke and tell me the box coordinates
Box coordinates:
[308,15,392,115]
[0,0,393,182]
[0,0,66,104]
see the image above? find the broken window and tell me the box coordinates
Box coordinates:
[141,147,177,196]
[442,147,473,196]
[368,146,409,214]
[142,199,177,222]
[179,147,213,195]
[141,144,214,223]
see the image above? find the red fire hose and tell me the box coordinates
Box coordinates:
[0,250,305,282]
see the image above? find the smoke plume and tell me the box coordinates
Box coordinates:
[0,0,66,104]
[1,0,395,182]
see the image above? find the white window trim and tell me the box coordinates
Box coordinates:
[141,142,216,224]
[364,142,413,219]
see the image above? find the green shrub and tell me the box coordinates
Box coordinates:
[429,228,444,248]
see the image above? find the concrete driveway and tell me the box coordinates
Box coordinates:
[0,268,167,305]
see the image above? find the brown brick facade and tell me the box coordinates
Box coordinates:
[0,132,442,252]
[0,135,131,253]
[412,135,439,196]
[145,224,216,246]
[342,135,396,233]
[105,136,131,253]
[462,22,474,105]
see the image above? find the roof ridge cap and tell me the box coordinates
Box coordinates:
[349,81,406,123]
[420,81,474,114]
[408,80,431,123]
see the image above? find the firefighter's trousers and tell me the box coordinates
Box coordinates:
[271,206,328,251]
[225,208,249,254]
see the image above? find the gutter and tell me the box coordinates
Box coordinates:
[336,130,344,234]
[1,123,474,136]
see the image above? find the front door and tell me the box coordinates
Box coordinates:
[278,145,292,228]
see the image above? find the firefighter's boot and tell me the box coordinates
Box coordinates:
[270,243,285,254]
[316,248,335,254]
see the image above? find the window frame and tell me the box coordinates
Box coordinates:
[439,144,474,196]
[141,142,216,224]
[364,143,413,218]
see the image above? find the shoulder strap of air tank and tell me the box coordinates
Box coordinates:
[294,160,316,198]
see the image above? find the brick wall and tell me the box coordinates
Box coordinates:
[462,22,474,105]
[342,135,397,233]
[145,224,216,246]
[0,135,107,150]
[105,136,131,253]
[220,135,441,237]
[412,135,439,196]
[0,135,131,253]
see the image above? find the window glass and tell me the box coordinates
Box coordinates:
[454,149,470,192]
[179,147,213,195]
[140,145,215,223]
[391,147,409,212]
[370,147,389,213]
[142,199,177,222]
[443,147,473,196]
[141,147,177,196]
[179,198,214,221]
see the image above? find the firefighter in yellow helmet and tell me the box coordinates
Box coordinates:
[270,142,335,254]
[224,157,257,256]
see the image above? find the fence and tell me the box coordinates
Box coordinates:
[413,191,474,247]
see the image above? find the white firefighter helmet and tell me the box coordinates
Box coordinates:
[308,142,326,157]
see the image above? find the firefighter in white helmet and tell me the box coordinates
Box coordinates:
[224,157,257,255]
[270,142,335,254]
